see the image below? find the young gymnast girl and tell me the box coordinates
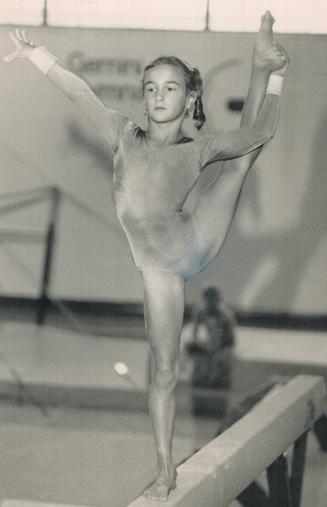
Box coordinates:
[5,10,288,501]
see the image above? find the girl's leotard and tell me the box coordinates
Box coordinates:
[48,66,279,279]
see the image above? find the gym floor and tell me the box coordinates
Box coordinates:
[0,320,326,506]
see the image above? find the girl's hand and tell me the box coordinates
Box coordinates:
[4,29,36,63]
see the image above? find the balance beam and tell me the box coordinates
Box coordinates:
[128,375,326,506]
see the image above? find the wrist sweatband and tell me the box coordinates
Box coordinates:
[29,46,58,75]
[266,74,284,96]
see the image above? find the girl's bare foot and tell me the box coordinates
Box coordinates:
[253,11,288,73]
[143,469,177,502]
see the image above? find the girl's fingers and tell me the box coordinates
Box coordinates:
[6,27,35,62]
[9,31,19,46]
[13,27,35,47]
[26,36,35,47]
[21,30,29,44]
[15,28,23,41]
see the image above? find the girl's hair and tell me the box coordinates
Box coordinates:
[143,56,206,130]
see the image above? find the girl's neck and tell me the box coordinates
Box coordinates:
[145,120,184,147]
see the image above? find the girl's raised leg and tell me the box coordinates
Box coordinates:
[192,11,286,270]
[141,270,185,501]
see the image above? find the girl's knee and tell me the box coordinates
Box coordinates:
[152,364,179,390]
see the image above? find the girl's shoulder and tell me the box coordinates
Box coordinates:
[193,132,215,148]
[115,116,141,141]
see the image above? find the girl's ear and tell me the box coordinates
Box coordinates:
[187,91,197,111]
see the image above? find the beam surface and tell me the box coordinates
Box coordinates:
[128,375,326,507]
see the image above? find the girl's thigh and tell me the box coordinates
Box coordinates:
[141,270,185,368]
[191,157,252,271]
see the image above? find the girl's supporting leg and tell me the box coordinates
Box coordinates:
[192,11,283,270]
[141,270,185,501]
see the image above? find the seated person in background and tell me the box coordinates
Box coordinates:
[186,286,236,389]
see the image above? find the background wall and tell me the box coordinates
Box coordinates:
[0,26,326,313]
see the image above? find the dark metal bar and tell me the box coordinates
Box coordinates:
[267,454,293,507]
[313,414,327,452]
[237,480,270,507]
[290,432,308,507]
[36,187,60,325]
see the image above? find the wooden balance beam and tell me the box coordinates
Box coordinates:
[128,375,326,507]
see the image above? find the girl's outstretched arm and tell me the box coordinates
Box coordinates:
[197,91,281,166]
[236,67,270,167]
[4,29,127,149]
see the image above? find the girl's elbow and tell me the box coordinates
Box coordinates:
[265,126,276,142]
[260,123,276,145]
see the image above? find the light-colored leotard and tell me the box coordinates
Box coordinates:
[48,66,279,279]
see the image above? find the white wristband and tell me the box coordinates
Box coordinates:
[266,74,284,96]
[29,46,58,75]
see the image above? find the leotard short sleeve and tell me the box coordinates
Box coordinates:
[195,93,280,167]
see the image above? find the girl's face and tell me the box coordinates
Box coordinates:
[143,64,195,125]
